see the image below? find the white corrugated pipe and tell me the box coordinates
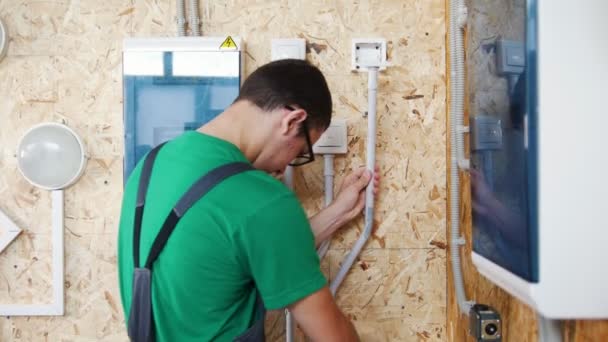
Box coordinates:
[329,67,378,295]
[176,0,187,36]
[449,0,474,314]
[189,0,202,36]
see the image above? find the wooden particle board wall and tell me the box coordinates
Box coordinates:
[0,0,447,341]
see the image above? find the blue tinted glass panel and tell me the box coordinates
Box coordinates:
[469,0,538,282]
[123,51,240,180]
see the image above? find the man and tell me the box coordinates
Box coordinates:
[118,59,377,341]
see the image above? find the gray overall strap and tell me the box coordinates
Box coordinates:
[128,142,256,342]
[233,294,266,342]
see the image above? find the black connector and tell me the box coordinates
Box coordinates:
[469,304,502,341]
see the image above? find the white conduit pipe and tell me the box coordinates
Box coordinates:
[288,155,335,341]
[286,309,294,342]
[329,67,378,295]
[538,314,563,342]
[449,0,474,314]
[176,0,187,36]
[188,0,201,36]
[283,166,294,190]
[286,155,336,341]
[317,154,335,260]
[283,166,295,342]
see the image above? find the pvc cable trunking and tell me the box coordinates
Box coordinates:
[329,67,379,295]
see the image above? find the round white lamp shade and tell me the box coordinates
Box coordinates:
[17,123,86,190]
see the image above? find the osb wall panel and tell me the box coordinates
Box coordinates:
[0,1,447,341]
[446,1,608,341]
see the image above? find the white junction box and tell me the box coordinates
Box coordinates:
[352,38,387,71]
[313,119,347,154]
[271,38,306,61]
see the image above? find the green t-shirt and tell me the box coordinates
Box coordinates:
[118,131,326,341]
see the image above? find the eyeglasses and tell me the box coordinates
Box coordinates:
[285,106,315,167]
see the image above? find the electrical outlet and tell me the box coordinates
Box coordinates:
[352,38,387,71]
[271,38,306,61]
[313,119,347,154]
[471,115,503,151]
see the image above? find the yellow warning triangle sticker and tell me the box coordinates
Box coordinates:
[219,36,238,50]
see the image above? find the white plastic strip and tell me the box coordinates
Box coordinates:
[0,209,22,254]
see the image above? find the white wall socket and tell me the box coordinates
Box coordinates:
[352,38,387,71]
[271,38,306,61]
[313,119,348,154]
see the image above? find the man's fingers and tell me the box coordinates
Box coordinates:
[354,170,372,190]
[354,192,366,214]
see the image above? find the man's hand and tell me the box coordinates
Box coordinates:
[309,166,380,245]
[470,169,497,216]
[333,166,380,223]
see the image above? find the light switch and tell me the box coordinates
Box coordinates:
[506,46,525,67]
[313,119,348,154]
[496,39,525,75]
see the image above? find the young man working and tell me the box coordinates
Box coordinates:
[118,59,377,341]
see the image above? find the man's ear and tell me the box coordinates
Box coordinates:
[280,107,307,136]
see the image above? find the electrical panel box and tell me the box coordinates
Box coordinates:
[122,37,243,180]
[469,0,608,319]
[313,119,347,155]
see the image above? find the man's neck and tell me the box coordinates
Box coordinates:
[197,101,268,164]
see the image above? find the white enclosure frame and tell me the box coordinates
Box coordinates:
[0,191,64,316]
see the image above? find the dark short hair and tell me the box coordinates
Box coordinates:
[235,59,332,132]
